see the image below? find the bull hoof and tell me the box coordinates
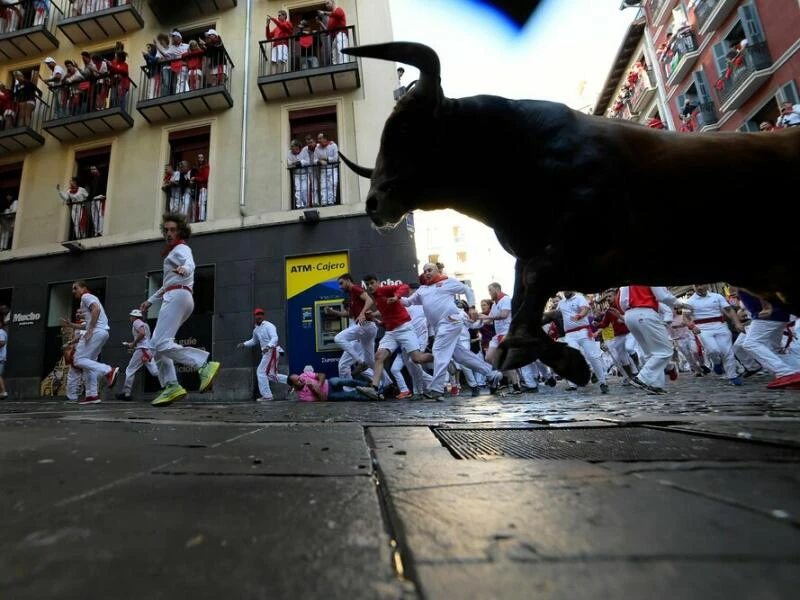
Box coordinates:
[497,345,538,371]
[556,348,591,386]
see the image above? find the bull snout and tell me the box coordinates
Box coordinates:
[366,192,378,216]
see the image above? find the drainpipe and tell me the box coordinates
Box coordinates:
[643,25,676,130]
[239,0,253,217]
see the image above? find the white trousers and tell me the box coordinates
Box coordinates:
[66,365,84,401]
[73,328,111,396]
[319,166,338,206]
[624,307,673,389]
[741,320,795,377]
[733,324,762,372]
[150,289,209,385]
[335,320,377,378]
[332,31,349,65]
[429,319,493,394]
[256,347,287,398]
[564,328,607,386]
[122,348,159,393]
[697,323,737,378]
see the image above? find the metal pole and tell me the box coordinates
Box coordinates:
[239,0,253,217]
[643,25,676,130]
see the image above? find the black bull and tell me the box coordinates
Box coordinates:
[339,42,800,385]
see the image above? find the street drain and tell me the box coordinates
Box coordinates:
[431,427,800,461]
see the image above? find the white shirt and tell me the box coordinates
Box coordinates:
[243,320,279,351]
[403,278,476,327]
[407,305,429,345]
[80,292,109,331]
[313,141,339,164]
[131,318,152,349]
[0,328,7,362]
[148,243,195,303]
[559,293,591,331]
[686,292,729,321]
[490,294,512,336]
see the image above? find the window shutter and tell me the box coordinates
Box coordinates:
[776,80,799,105]
[712,42,728,76]
[676,92,686,113]
[738,2,764,43]
[692,68,712,102]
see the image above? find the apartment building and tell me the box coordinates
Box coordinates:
[0,1,419,399]
[596,0,799,132]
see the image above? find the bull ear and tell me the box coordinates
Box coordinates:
[339,151,374,179]
[343,42,441,104]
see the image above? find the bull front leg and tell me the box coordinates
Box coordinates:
[495,255,591,386]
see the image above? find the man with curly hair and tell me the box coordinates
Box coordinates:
[140,212,220,406]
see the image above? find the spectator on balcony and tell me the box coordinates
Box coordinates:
[679,97,698,131]
[300,135,320,206]
[288,139,310,209]
[181,40,204,91]
[175,160,196,221]
[12,70,40,128]
[0,193,17,251]
[58,177,89,240]
[314,132,339,206]
[87,53,110,111]
[87,165,106,236]
[32,0,47,26]
[1,0,22,32]
[109,49,129,108]
[266,10,293,74]
[776,102,800,128]
[759,120,776,132]
[162,164,180,214]
[0,83,14,130]
[191,153,209,222]
[297,19,318,70]
[154,31,186,96]
[203,29,227,88]
[63,60,86,116]
[318,0,348,65]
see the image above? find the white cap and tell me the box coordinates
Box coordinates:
[205,29,218,37]
[171,30,182,38]
[129,309,143,317]
[44,57,56,63]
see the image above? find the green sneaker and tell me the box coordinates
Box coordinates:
[151,383,188,407]
[198,361,220,393]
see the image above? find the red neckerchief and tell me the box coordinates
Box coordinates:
[422,273,448,285]
[495,291,507,301]
[161,238,186,257]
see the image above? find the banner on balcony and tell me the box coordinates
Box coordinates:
[285,251,350,378]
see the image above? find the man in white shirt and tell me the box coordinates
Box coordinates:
[116,308,159,401]
[237,307,287,401]
[70,280,119,404]
[558,290,609,393]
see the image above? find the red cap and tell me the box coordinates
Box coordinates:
[253,308,265,315]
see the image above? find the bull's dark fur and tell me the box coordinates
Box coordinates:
[341,42,800,385]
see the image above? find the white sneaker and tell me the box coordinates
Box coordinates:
[256,396,274,402]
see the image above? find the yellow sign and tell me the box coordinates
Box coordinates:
[285,251,349,299]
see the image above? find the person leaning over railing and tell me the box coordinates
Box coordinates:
[57,178,89,240]
[203,29,226,87]
[108,49,130,107]
[12,70,41,128]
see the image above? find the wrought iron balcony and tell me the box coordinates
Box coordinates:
[58,0,144,45]
[0,95,45,154]
[288,163,341,210]
[665,30,701,86]
[136,50,234,123]
[716,41,772,112]
[697,101,718,127]
[62,195,105,241]
[148,0,237,22]
[163,180,208,223]
[629,68,656,113]
[42,74,136,142]
[0,0,61,63]
[695,0,737,36]
[258,26,360,102]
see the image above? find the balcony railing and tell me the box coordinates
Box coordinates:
[163,180,208,223]
[43,73,136,142]
[0,0,61,62]
[136,49,234,123]
[695,0,737,35]
[59,0,144,45]
[0,94,46,154]
[148,0,237,22]
[288,163,341,210]
[664,30,700,85]
[64,196,105,241]
[257,26,360,101]
[629,68,656,112]
[697,100,718,127]
[715,41,772,108]
[0,210,15,250]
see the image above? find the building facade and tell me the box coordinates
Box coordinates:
[595,0,799,133]
[0,1,419,399]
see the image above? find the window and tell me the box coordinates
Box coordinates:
[166,125,211,223]
[173,24,217,47]
[427,254,439,265]
[456,251,468,264]
[66,146,110,240]
[452,225,462,241]
[8,63,39,88]
[0,162,21,251]
[288,106,340,209]
[776,80,799,106]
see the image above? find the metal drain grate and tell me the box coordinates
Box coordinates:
[432,427,800,461]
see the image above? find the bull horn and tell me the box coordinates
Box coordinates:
[342,42,441,100]
[339,151,374,179]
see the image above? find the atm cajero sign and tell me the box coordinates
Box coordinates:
[12,312,41,326]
